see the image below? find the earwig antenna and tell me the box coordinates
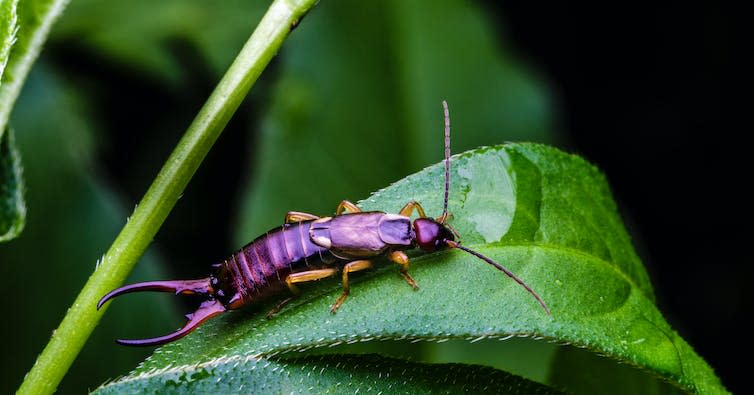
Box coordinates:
[438,100,451,224]
[446,240,551,315]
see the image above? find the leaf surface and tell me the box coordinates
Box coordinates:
[96,354,559,395]
[95,144,725,394]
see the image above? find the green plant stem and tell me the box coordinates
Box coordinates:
[17,1,317,394]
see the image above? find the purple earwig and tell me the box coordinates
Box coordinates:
[98,101,550,346]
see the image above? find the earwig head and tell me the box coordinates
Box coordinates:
[97,277,227,346]
[414,217,455,251]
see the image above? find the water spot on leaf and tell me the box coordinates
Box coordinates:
[457,152,515,243]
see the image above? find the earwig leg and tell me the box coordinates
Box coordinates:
[285,268,339,294]
[284,211,320,224]
[266,296,296,319]
[389,251,419,290]
[287,268,339,285]
[266,268,339,318]
[336,200,362,215]
[331,260,372,313]
[398,200,427,218]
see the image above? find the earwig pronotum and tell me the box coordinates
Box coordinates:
[98,101,551,346]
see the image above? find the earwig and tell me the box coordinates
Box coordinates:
[98,101,550,346]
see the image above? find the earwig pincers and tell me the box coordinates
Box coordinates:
[98,101,550,346]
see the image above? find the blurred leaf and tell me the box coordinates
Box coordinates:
[53,0,268,82]
[0,0,68,137]
[0,65,179,394]
[419,337,558,385]
[94,354,560,394]
[0,0,23,242]
[97,144,723,393]
[548,346,683,395]
[235,0,554,244]
[1,0,69,244]
[0,127,24,241]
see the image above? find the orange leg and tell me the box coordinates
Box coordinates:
[284,211,320,224]
[336,200,362,215]
[399,200,427,218]
[388,251,419,289]
[266,268,338,318]
[331,260,373,313]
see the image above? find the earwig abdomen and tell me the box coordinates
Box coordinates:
[213,221,340,309]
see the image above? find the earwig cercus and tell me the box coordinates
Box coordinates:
[97,101,551,346]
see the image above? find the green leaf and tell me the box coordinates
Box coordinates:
[0,1,24,242]
[95,354,559,394]
[0,127,24,241]
[0,0,66,241]
[0,0,18,82]
[52,0,268,82]
[0,0,68,137]
[95,144,725,394]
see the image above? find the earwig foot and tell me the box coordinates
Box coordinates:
[266,297,295,319]
[284,211,320,224]
[335,200,362,215]
[388,252,418,290]
[400,270,419,290]
[331,291,349,314]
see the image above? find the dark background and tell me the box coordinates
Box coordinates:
[1,1,747,393]
[496,2,748,393]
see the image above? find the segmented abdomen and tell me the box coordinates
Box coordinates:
[221,221,338,305]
